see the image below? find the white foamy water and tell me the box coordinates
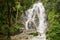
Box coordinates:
[25,2,48,40]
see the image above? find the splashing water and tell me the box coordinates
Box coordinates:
[25,2,48,40]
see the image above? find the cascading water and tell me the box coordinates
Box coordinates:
[25,2,48,40]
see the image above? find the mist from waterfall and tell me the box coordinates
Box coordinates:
[25,2,48,40]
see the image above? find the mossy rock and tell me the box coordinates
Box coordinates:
[29,32,38,36]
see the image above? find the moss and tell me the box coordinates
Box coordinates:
[29,32,38,36]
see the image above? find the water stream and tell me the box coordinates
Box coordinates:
[25,2,48,40]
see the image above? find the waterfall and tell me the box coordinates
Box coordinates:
[25,2,48,40]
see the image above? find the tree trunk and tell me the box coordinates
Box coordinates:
[7,3,12,38]
[15,9,18,25]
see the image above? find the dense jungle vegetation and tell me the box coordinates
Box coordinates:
[0,0,60,40]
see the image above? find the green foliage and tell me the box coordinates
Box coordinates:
[43,0,60,40]
[0,0,35,36]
